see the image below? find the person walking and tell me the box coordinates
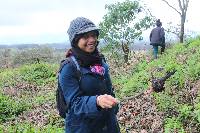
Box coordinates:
[59,17,120,133]
[150,19,165,59]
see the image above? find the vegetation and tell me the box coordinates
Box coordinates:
[0,47,64,69]
[0,0,198,131]
[0,36,200,132]
[114,36,200,132]
[99,0,154,62]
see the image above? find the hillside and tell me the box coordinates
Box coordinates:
[113,37,200,132]
[0,36,200,132]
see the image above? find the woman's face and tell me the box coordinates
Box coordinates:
[77,31,98,53]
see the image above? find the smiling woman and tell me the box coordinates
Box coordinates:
[76,31,98,53]
[58,17,120,133]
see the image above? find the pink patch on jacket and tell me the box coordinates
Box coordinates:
[90,64,105,76]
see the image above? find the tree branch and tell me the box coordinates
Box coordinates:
[182,0,185,10]
[165,29,179,37]
[184,0,189,14]
[178,0,183,11]
[161,0,181,15]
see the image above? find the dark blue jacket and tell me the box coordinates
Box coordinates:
[59,58,120,133]
[150,26,165,45]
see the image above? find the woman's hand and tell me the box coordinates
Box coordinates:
[96,94,118,109]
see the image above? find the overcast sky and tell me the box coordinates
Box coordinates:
[0,0,199,44]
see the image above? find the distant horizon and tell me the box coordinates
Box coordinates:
[0,40,70,45]
[1,30,198,46]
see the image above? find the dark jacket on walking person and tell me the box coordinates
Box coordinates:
[59,17,120,133]
[150,26,165,45]
[150,19,165,59]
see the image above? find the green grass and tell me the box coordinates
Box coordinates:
[0,36,200,132]
[113,37,200,132]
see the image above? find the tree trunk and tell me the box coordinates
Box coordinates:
[161,0,189,44]
[122,42,130,63]
[124,53,129,63]
[180,14,185,43]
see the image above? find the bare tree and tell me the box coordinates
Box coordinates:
[161,0,189,43]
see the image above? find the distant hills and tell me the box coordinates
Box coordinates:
[0,42,71,50]
[0,40,152,51]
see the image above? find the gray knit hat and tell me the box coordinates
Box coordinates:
[67,17,99,44]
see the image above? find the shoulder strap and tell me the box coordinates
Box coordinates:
[58,56,80,74]
[99,53,107,63]
[58,58,71,74]
[57,56,81,82]
[70,56,81,81]
[70,56,80,71]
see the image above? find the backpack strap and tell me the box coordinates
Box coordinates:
[69,56,81,81]
[70,56,80,71]
[57,56,81,81]
[56,58,70,78]
[99,53,106,63]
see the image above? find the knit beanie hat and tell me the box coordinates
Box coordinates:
[67,17,99,44]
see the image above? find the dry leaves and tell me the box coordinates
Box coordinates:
[117,94,164,133]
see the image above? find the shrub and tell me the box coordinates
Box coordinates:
[0,93,29,122]
[19,63,57,86]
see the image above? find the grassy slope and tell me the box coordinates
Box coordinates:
[0,37,200,132]
[114,36,200,132]
[0,63,64,132]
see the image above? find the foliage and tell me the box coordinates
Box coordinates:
[164,117,185,133]
[0,123,64,133]
[0,49,11,68]
[99,0,154,62]
[116,37,200,96]
[0,93,29,122]
[0,62,57,87]
[194,102,200,123]
[0,36,200,132]
[0,47,64,68]
[19,63,57,86]
[114,37,200,132]
[13,47,54,65]
[0,69,20,88]
[178,104,193,119]
[0,62,58,124]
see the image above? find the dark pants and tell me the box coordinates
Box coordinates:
[152,43,165,59]
[161,44,165,54]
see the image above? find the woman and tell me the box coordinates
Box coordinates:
[59,17,120,133]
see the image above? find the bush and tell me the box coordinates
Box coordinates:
[19,63,57,86]
[164,117,185,133]
[0,93,29,122]
[0,123,64,133]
